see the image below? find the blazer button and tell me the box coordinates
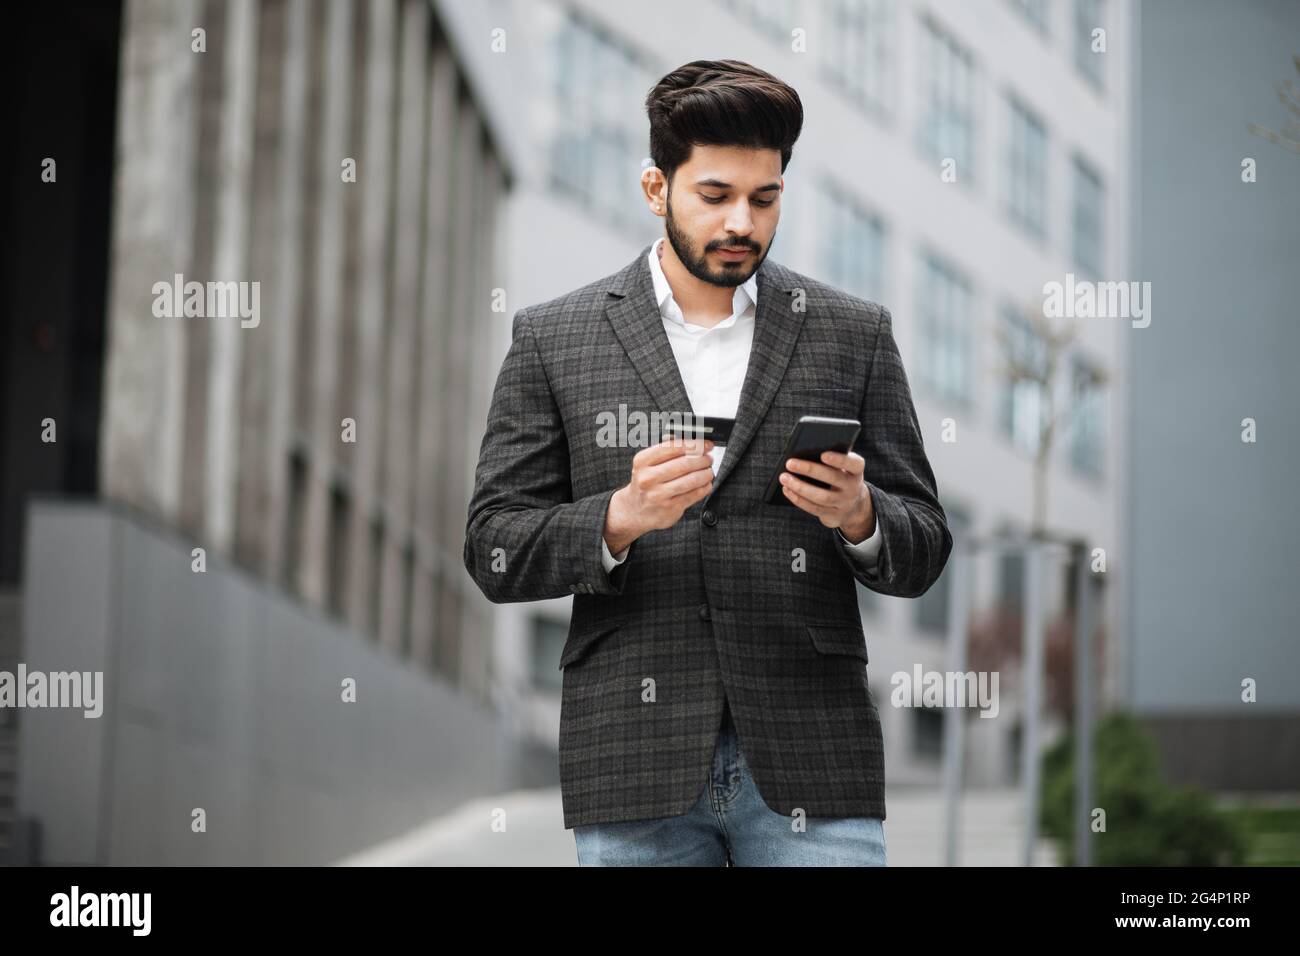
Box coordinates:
[698,604,711,621]
[702,509,717,526]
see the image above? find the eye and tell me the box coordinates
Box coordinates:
[701,195,775,206]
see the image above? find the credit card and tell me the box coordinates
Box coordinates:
[661,414,736,446]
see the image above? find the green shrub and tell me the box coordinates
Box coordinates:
[1220,805,1300,866]
[1039,712,1247,866]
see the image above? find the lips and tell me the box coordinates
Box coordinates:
[715,247,751,259]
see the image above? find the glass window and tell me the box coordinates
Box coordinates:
[999,548,1025,615]
[821,0,895,115]
[1004,95,1048,238]
[918,253,975,404]
[547,11,653,231]
[913,706,944,759]
[718,0,800,42]
[819,181,886,303]
[1010,0,1049,34]
[1069,357,1106,476]
[917,18,977,181]
[1074,0,1105,89]
[531,615,568,692]
[916,504,970,634]
[1071,155,1105,277]
[998,307,1050,456]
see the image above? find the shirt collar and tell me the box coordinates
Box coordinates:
[648,236,759,327]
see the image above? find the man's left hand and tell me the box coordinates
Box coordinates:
[779,450,876,543]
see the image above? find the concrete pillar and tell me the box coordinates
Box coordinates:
[378,0,429,654]
[436,99,482,678]
[178,0,225,544]
[409,43,458,671]
[235,0,288,573]
[204,0,259,555]
[343,0,397,638]
[99,0,202,525]
[296,0,354,606]
[459,147,502,700]
[470,157,509,699]
[261,0,311,585]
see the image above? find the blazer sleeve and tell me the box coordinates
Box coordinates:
[833,305,953,598]
[463,307,635,604]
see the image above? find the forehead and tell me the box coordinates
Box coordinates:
[678,144,782,184]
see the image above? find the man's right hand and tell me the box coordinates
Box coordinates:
[603,436,715,556]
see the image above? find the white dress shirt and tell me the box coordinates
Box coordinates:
[601,236,882,573]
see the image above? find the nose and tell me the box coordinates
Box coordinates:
[722,199,755,238]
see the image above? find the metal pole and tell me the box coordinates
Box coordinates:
[1073,543,1096,866]
[1021,540,1045,867]
[941,546,970,867]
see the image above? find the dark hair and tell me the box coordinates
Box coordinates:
[645,59,803,188]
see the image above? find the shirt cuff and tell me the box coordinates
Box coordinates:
[837,520,882,568]
[600,537,630,574]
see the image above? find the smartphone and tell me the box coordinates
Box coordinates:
[763,415,862,506]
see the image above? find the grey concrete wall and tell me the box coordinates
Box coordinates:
[1129,0,1300,714]
[1141,713,1300,791]
[16,499,547,865]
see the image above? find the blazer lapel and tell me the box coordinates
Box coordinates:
[604,244,695,418]
[709,259,803,498]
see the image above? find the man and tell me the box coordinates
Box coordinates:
[464,59,952,866]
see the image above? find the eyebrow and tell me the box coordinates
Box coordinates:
[695,178,781,193]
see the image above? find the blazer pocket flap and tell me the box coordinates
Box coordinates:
[772,385,859,414]
[558,622,623,670]
[806,624,869,663]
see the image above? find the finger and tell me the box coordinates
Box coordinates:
[818,450,864,475]
[780,472,841,508]
[669,434,712,458]
[659,467,713,499]
[677,477,714,506]
[643,447,716,485]
[782,481,832,516]
[636,437,713,466]
[785,457,853,489]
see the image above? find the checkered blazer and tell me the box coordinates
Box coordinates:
[464,243,952,829]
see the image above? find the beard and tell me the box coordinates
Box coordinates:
[664,194,773,288]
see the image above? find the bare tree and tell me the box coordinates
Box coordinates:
[980,297,1112,718]
[992,299,1108,536]
[1247,53,1300,154]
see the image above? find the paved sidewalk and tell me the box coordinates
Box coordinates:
[336,786,1060,866]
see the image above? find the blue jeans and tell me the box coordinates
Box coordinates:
[573,702,887,866]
